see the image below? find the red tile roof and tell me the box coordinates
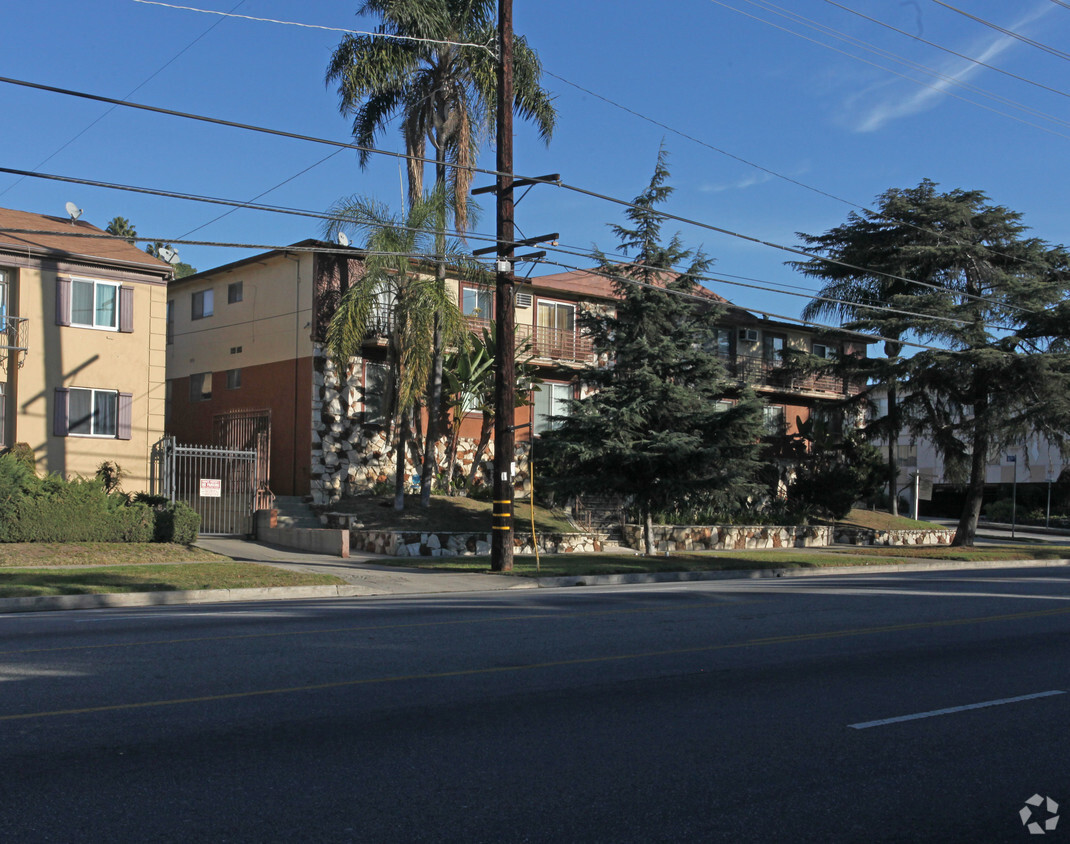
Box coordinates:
[530,266,731,304]
[0,206,171,272]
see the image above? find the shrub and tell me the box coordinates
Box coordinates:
[984,498,1017,523]
[141,499,201,545]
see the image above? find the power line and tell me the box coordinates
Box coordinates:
[932,0,1070,63]
[707,0,1070,136]
[819,0,1070,100]
[0,77,1034,312]
[0,0,249,201]
[131,1,496,56]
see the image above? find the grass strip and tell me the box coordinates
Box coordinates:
[0,563,346,598]
[375,545,1070,578]
[0,543,229,568]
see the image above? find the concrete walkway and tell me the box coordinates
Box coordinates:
[193,537,537,596]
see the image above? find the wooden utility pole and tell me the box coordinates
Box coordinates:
[491,0,515,571]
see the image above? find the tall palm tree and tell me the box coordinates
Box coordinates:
[326,0,555,507]
[325,191,468,510]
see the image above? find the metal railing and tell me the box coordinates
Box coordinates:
[729,353,853,395]
[0,316,28,367]
[463,316,595,364]
[153,437,259,536]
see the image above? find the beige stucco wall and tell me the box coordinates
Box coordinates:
[6,260,169,491]
[167,251,316,380]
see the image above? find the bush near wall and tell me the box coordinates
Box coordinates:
[0,454,201,544]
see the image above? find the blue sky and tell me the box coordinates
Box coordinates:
[1,0,1067,325]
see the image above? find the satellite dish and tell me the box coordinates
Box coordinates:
[337,231,350,247]
[157,246,179,265]
[65,201,83,223]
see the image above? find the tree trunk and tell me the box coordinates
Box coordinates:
[887,384,898,517]
[952,392,990,547]
[466,413,494,489]
[444,420,462,495]
[642,506,655,557]
[393,408,409,511]
[420,147,450,508]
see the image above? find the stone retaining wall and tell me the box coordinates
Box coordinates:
[834,527,955,546]
[349,529,606,557]
[622,524,833,551]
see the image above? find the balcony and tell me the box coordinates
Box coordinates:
[0,316,27,365]
[464,317,596,365]
[729,353,855,396]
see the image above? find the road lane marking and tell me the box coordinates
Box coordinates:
[3,606,1070,723]
[849,690,1066,729]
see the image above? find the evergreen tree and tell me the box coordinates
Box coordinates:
[794,181,1070,545]
[539,152,766,555]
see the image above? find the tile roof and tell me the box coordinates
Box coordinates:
[0,206,171,273]
[530,266,732,304]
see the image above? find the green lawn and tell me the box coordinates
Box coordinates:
[831,509,944,531]
[329,494,577,534]
[0,542,230,567]
[0,562,346,598]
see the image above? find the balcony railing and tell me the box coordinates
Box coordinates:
[0,316,27,366]
[729,353,855,395]
[463,317,596,365]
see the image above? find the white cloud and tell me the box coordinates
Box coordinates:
[700,171,775,193]
[852,3,1053,132]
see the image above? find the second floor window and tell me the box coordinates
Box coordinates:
[192,289,214,320]
[763,334,786,364]
[72,279,118,329]
[190,372,212,402]
[228,281,243,304]
[69,388,118,437]
[462,286,492,319]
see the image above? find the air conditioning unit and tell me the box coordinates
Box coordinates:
[515,292,533,309]
[738,328,759,343]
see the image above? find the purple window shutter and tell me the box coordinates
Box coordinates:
[54,388,70,436]
[117,392,133,440]
[119,287,134,333]
[56,278,71,326]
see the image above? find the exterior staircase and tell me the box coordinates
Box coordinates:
[271,495,321,530]
[571,494,628,543]
[255,495,350,558]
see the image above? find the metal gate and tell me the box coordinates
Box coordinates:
[153,437,258,536]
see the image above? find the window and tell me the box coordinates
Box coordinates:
[71,278,119,329]
[812,342,837,359]
[228,281,243,304]
[762,405,785,436]
[225,369,242,390]
[536,300,576,358]
[706,327,732,358]
[166,299,174,345]
[189,372,212,402]
[363,362,389,426]
[0,270,7,319]
[461,286,492,318]
[534,381,572,434]
[192,289,214,320]
[763,334,786,364]
[53,388,131,439]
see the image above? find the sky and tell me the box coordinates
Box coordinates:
[0,0,1068,327]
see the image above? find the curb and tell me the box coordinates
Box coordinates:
[2,558,1066,614]
[533,557,1070,588]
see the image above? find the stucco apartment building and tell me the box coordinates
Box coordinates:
[0,206,172,489]
[166,244,870,505]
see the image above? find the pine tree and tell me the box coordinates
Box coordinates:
[794,181,1070,545]
[539,152,766,555]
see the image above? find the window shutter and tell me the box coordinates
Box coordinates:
[53,388,70,436]
[119,286,134,333]
[117,392,133,440]
[56,278,71,326]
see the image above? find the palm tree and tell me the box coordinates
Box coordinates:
[325,191,468,510]
[325,0,555,507]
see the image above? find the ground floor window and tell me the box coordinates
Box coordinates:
[533,381,572,434]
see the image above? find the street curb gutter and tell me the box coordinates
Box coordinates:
[1,558,1066,614]
[532,558,1070,588]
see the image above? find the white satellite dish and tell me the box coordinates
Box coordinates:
[65,201,83,223]
[337,231,350,247]
[157,246,179,265]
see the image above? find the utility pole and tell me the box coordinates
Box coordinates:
[491,0,516,572]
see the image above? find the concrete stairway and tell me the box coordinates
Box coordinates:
[271,495,321,529]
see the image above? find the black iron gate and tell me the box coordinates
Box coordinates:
[153,437,258,536]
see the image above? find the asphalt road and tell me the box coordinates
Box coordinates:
[1,566,1068,843]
